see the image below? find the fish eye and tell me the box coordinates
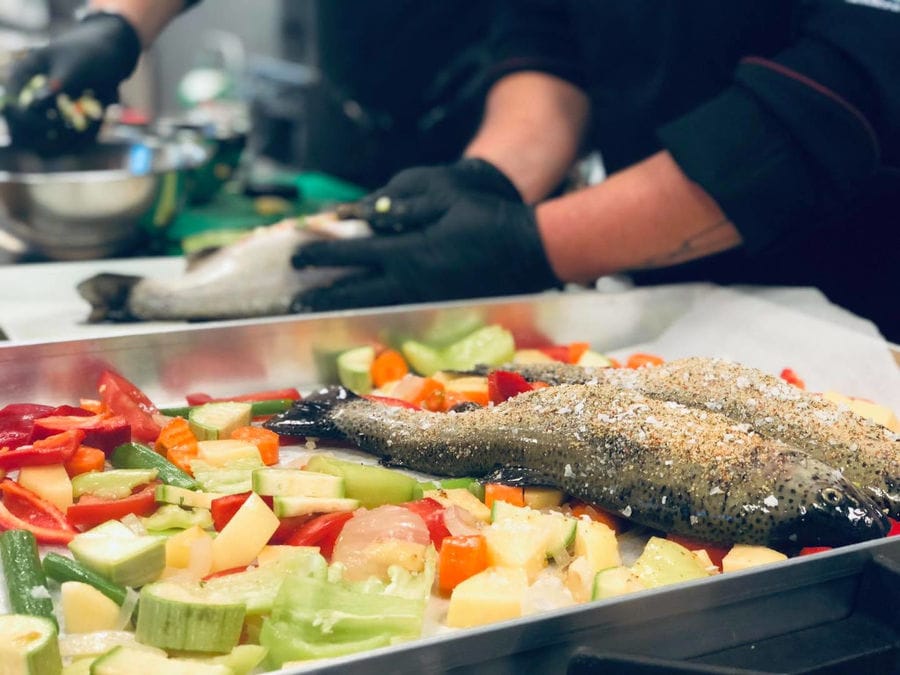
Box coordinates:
[821,487,844,504]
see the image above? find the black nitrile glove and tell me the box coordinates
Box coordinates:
[291,191,562,311]
[2,12,141,154]
[334,158,523,233]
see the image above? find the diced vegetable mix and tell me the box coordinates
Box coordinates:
[0,324,898,674]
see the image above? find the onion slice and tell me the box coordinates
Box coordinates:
[332,505,431,581]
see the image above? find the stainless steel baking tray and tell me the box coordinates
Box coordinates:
[0,287,698,405]
[2,288,899,674]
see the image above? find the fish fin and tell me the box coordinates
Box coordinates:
[75,273,143,323]
[482,465,556,487]
[263,386,359,440]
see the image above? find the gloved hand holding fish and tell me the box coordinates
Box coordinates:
[264,356,898,550]
[290,159,562,312]
[77,155,557,323]
[77,214,372,322]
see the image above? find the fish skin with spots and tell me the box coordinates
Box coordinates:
[471,357,900,518]
[265,383,889,549]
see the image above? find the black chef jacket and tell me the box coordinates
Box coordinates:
[490,0,900,341]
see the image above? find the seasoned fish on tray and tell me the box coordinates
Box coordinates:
[472,357,900,517]
[265,382,889,548]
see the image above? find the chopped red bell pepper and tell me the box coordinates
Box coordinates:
[487,370,534,405]
[798,546,833,556]
[0,478,76,544]
[888,518,900,537]
[210,492,254,532]
[269,516,315,545]
[210,492,301,542]
[284,511,354,559]
[66,483,159,530]
[0,429,85,471]
[31,414,131,455]
[47,405,95,418]
[402,497,451,549]
[0,403,57,450]
[98,370,162,443]
[184,388,302,406]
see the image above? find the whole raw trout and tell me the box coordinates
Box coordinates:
[76,216,369,322]
[265,383,889,548]
[471,357,900,517]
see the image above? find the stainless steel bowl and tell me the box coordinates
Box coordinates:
[0,136,209,260]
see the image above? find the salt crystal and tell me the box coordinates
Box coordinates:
[30,585,51,599]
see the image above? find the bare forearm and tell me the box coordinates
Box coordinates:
[537,151,742,283]
[464,71,589,203]
[89,0,187,47]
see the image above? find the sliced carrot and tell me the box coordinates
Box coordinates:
[391,374,446,412]
[371,349,409,389]
[625,352,665,369]
[438,534,488,595]
[155,416,197,453]
[483,483,525,509]
[441,389,489,411]
[64,445,106,477]
[608,357,622,368]
[567,342,591,364]
[166,445,196,476]
[155,417,198,475]
[418,378,446,412]
[779,367,806,390]
[441,391,467,411]
[230,425,280,466]
[442,376,490,410]
[569,500,626,534]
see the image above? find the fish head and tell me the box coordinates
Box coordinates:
[771,464,890,548]
[264,385,360,440]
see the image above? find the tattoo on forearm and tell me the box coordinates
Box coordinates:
[636,219,739,269]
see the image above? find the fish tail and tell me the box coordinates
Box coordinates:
[76,273,143,323]
[264,385,358,439]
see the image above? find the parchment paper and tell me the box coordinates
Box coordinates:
[604,284,900,413]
